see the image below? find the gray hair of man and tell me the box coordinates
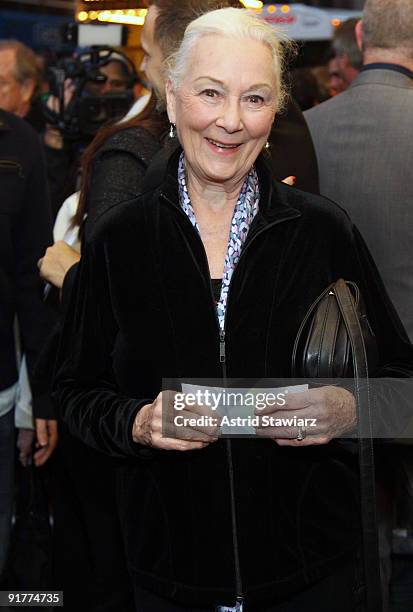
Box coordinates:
[0,40,42,99]
[332,18,363,70]
[363,0,413,59]
[165,7,290,113]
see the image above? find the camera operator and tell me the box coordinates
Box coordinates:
[43,47,139,220]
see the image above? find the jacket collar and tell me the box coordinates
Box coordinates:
[144,143,301,226]
[351,66,413,90]
[360,62,413,81]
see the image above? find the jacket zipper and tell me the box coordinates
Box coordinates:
[0,160,24,178]
[220,330,226,367]
[219,326,244,604]
[161,192,300,606]
[219,218,299,606]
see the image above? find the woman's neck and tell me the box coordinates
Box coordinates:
[186,171,244,215]
[185,170,244,279]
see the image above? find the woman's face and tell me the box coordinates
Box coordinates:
[167,35,278,190]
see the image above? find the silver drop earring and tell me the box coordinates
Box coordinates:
[169,123,176,139]
[265,141,270,150]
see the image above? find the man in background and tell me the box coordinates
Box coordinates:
[0,109,54,582]
[305,2,413,608]
[0,38,58,463]
[305,0,413,340]
[328,17,363,93]
[0,40,42,121]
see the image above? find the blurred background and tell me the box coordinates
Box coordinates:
[0,1,363,71]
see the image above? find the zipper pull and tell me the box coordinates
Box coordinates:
[220,330,226,363]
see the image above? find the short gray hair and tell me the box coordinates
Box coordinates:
[363,0,413,59]
[166,7,290,112]
[332,18,363,70]
[0,40,42,99]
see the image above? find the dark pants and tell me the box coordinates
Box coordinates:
[0,410,14,578]
[51,429,134,612]
[133,559,365,612]
[390,554,413,612]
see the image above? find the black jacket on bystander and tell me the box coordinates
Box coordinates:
[0,110,54,419]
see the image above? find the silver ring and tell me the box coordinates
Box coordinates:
[297,426,306,441]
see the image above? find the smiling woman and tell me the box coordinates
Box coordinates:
[166,35,277,191]
[163,9,289,279]
[53,6,413,612]
[166,6,288,107]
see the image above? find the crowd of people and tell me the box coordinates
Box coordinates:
[0,0,412,610]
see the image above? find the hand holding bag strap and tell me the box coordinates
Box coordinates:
[334,279,383,612]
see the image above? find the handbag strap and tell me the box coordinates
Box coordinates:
[334,279,383,612]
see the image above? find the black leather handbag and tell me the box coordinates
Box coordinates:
[292,279,378,378]
[292,278,383,612]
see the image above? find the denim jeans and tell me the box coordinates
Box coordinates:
[0,409,15,577]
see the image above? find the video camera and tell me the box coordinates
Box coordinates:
[44,24,138,140]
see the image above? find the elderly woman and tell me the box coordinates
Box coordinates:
[54,8,413,612]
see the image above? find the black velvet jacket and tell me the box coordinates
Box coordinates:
[54,148,413,607]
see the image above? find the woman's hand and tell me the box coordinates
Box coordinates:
[256,386,356,446]
[132,391,219,451]
[38,241,80,289]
